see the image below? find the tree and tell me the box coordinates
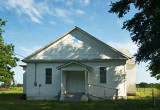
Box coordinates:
[109,0,160,80]
[139,82,148,88]
[0,18,19,88]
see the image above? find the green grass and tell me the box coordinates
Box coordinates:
[0,87,159,110]
[0,94,160,110]
[0,87,23,94]
[136,88,160,98]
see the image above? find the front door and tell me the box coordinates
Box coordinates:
[66,71,85,93]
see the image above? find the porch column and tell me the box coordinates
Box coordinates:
[85,69,88,94]
[60,70,65,101]
[61,70,64,94]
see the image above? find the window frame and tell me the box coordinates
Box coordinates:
[45,68,52,84]
[100,67,107,83]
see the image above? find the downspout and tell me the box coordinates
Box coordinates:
[34,63,37,86]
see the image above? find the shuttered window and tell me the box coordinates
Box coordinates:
[46,68,52,84]
[100,67,106,83]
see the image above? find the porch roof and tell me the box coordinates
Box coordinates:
[57,61,93,71]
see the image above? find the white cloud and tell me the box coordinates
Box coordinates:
[84,0,90,5]
[64,18,74,24]
[65,0,90,6]
[54,8,71,18]
[107,1,111,5]
[0,0,74,24]
[25,10,41,23]
[117,20,124,27]
[20,46,41,55]
[89,13,96,20]
[0,0,90,24]
[66,1,73,6]
[54,0,65,2]
[107,40,138,55]
[75,9,85,15]
[3,0,44,23]
[50,21,56,25]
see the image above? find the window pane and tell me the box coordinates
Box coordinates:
[100,67,106,83]
[46,68,52,84]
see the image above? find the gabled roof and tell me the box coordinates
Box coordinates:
[22,26,131,62]
[57,61,93,71]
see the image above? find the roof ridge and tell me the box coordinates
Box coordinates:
[22,26,130,62]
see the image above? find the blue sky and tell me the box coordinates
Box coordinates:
[0,0,159,84]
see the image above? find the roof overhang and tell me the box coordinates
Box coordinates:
[19,63,27,67]
[22,58,128,63]
[57,61,93,71]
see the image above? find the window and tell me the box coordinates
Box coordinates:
[46,68,52,84]
[100,67,106,83]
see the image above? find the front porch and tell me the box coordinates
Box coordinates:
[57,61,92,101]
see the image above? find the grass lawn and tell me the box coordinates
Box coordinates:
[127,88,160,100]
[0,87,159,110]
[136,88,160,98]
[0,87,23,94]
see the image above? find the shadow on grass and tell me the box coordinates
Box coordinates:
[0,93,25,101]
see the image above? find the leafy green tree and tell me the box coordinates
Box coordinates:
[0,18,19,88]
[109,0,160,80]
[154,83,160,90]
[139,82,148,88]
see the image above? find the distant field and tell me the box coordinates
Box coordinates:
[1,87,159,98]
[0,87,159,110]
[136,88,160,98]
[0,87,23,94]
[127,87,160,100]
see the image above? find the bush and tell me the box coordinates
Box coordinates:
[17,83,23,87]
[139,82,148,88]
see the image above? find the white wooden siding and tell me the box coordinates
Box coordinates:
[23,67,26,94]
[126,63,136,94]
[31,30,125,60]
[25,61,127,100]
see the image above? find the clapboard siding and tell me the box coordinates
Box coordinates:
[31,30,125,60]
[25,61,127,100]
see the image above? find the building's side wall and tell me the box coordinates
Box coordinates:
[23,67,27,94]
[126,64,136,95]
[26,60,127,100]
[26,63,61,100]
[86,61,127,99]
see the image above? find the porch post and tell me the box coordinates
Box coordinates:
[85,69,88,94]
[61,70,64,94]
[60,70,65,101]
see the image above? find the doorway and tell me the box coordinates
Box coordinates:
[66,71,85,93]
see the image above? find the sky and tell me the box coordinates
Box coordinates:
[0,0,159,84]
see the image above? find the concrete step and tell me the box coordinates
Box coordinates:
[64,93,82,102]
[65,93,82,97]
[64,97,81,102]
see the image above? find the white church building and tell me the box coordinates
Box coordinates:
[20,26,136,101]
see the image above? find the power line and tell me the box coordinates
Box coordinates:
[14,53,25,58]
